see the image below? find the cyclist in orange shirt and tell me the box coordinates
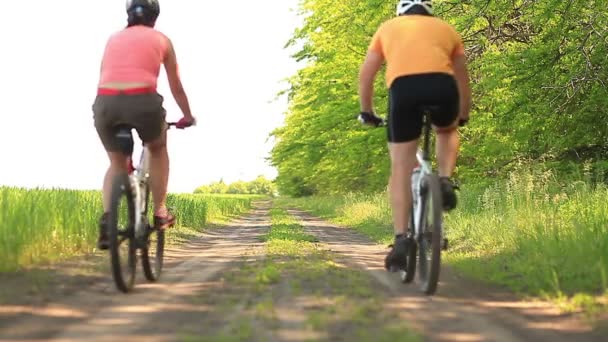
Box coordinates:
[358,0,472,271]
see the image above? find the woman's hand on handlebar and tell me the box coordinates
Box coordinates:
[175,116,196,129]
[167,116,196,129]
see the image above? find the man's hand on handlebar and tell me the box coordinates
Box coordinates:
[358,111,386,127]
[458,112,469,127]
[357,110,467,128]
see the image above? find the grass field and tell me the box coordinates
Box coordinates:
[0,187,259,272]
[276,170,608,318]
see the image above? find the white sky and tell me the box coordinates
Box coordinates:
[0,1,302,194]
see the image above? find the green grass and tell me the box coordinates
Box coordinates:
[259,208,319,252]
[274,193,394,244]
[0,186,256,272]
[276,169,608,319]
[445,170,608,319]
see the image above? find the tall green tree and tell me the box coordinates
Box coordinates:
[194,176,277,196]
[271,0,608,196]
[271,0,393,196]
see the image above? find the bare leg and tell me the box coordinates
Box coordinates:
[435,125,459,178]
[103,152,130,211]
[146,129,169,216]
[388,141,420,235]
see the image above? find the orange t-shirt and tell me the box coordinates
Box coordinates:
[368,15,465,88]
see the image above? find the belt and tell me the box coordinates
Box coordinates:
[97,87,156,95]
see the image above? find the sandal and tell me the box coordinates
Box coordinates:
[153,212,176,230]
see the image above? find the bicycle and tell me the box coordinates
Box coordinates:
[358,109,456,295]
[107,121,185,293]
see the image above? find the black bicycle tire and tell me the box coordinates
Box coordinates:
[141,183,165,282]
[108,172,137,293]
[402,205,417,284]
[417,173,443,295]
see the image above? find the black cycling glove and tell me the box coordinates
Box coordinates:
[358,111,384,127]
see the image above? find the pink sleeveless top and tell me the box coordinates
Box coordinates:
[99,26,169,89]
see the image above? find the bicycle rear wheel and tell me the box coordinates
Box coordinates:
[108,173,137,293]
[141,183,165,282]
[416,173,443,295]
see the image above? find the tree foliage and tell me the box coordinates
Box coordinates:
[270,0,608,196]
[194,176,277,196]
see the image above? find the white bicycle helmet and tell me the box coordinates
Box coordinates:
[396,0,433,16]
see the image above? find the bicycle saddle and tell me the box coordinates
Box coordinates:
[113,124,134,155]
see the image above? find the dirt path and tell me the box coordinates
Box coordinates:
[288,209,607,342]
[0,204,270,342]
[0,203,605,341]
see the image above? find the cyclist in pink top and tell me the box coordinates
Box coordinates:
[93,0,195,250]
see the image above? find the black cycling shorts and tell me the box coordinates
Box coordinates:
[387,72,460,143]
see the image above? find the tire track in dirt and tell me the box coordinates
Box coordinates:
[288,209,606,342]
[0,203,271,342]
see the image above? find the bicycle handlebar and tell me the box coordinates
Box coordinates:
[357,112,468,128]
[358,112,387,127]
[166,121,195,130]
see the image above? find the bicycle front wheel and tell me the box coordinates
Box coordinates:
[108,173,137,293]
[141,184,165,282]
[417,173,443,295]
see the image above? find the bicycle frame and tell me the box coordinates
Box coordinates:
[130,145,151,241]
[358,110,434,239]
[411,112,433,240]
[120,122,178,242]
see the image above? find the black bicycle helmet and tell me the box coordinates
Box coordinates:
[126,0,160,25]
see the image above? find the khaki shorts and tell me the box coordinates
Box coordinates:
[92,92,166,152]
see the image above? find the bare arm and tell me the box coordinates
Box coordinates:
[359,51,384,113]
[452,54,472,121]
[164,38,194,121]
